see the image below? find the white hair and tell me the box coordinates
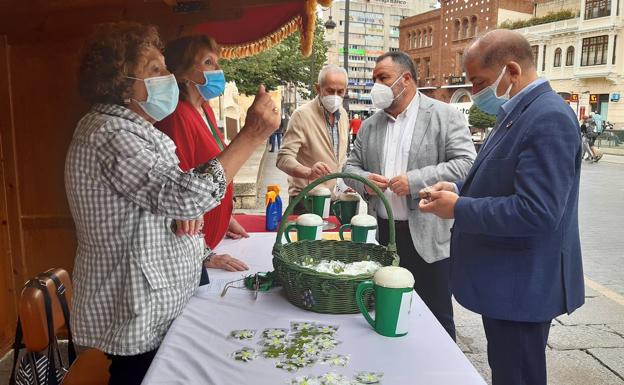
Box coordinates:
[318,64,348,87]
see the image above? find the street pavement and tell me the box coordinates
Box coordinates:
[252,147,624,384]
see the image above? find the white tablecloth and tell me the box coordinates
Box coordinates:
[141,233,486,385]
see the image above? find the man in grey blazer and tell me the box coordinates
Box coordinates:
[343,51,476,340]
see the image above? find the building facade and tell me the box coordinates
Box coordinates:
[401,0,624,125]
[514,0,624,123]
[400,0,535,104]
[321,0,437,115]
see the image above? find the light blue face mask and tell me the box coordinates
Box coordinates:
[193,70,226,100]
[125,74,179,121]
[471,66,512,115]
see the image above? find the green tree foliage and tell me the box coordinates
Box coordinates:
[220,20,328,97]
[468,104,496,129]
[499,10,578,30]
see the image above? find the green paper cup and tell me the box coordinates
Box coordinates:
[332,193,360,225]
[356,266,414,337]
[339,214,377,243]
[304,186,332,218]
[284,214,323,243]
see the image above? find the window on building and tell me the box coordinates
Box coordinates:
[423,31,429,47]
[584,0,611,19]
[566,46,575,66]
[581,35,609,66]
[553,48,562,67]
[454,20,461,40]
[542,45,547,71]
[418,31,423,48]
[531,45,539,67]
[456,51,464,75]
[613,35,618,64]
[429,27,434,46]
[470,16,478,37]
[461,18,469,39]
[424,57,431,78]
[390,47,399,52]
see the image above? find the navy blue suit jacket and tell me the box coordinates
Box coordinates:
[451,81,584,322]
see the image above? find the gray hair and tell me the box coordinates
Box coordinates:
[375,51,417,82]
[318,64,348,86]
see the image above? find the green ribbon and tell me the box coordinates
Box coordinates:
[244,271,280,292]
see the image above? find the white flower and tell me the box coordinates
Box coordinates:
[354,372,384,384]
[230,329,256,340]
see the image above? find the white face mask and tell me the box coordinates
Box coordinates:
[320,94,343,113]
[370,73,407,110]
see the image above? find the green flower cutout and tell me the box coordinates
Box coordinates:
[230,329,256,340]
[354,372,384,384]
[320,353,349,367]
[275,359,299,372]
[314,324,339,335]
[289,375,321,385]
[262,328,288,339]
[291,321,316,332]
[318,372,348,385]
[232,347,258,362]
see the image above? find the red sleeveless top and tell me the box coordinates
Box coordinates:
[156,100,233,249]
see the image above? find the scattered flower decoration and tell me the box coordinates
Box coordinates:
[298,259,382,276]
[320,353,350,367]
[262,328,288,339]
[229,321,383,383]
[354,372,384,384]
[232,347,258,362]
[230,329,256,340]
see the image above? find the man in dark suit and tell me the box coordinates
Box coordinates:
[419,29,584,385]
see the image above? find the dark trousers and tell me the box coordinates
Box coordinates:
[377,218,456,340]
[107,349,158,385]
[482,317,551,385]
[269,132,282,152]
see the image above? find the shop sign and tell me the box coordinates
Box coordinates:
[611,93,620,102]
[570,94,579,102]
[590,94,598,104]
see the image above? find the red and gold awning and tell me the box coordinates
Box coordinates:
[191,0,333,58]
[0,0,333,57]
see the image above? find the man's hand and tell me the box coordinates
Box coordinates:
[240,84,281,145]
[308,161,332,181]
[418,191,459,219]
[388,174,410,197]
[365,173,389,196]
[418,182,457,200]
[205,254,249,272]
[175,218,204,236]
[226,216,249,239]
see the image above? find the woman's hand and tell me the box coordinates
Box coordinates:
[175,218,204,236]
[226,217,249,239]
[205,254,249,272]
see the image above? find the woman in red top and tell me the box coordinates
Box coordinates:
[157,35,248,271]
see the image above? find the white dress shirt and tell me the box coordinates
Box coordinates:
[377,93,420,220]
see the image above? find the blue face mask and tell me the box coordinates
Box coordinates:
[194,70,226,100]
[126,74,179,121]
[471,66,512,115]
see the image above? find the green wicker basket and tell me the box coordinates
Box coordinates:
[272,172,399,314]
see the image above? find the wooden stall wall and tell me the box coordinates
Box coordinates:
[0,33,86,354]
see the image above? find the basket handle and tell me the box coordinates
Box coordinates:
[274,172,396,253]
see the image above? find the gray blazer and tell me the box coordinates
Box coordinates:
[343,93,476,263]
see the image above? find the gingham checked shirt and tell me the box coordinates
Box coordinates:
[65,104,226,355]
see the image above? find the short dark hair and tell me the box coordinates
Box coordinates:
[79,22,162,105]
[376,51,418,82]
[164,35,220,99]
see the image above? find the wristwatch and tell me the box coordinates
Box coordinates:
[203,248,215,265]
